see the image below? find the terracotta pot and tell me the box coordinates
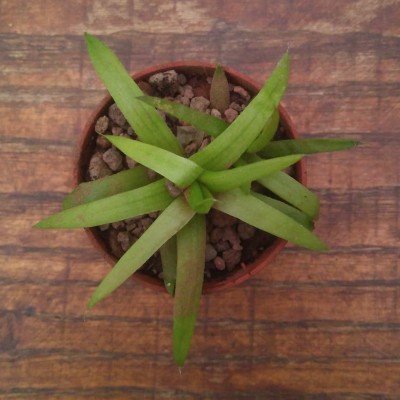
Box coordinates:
[75,62,306,294]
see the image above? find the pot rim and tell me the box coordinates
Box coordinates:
[75,61,306,294]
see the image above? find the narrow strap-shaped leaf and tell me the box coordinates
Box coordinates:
[35,180,172,229]
[184,181,214,214]
[137,96,228,138]
[247,108,280,153]
[252,192,313,230]
[199,154,302,193]
[259,138,359,158]
[210,65,230,113]
[173,213,206,366]
[214,189,327,251]
[244,153,319,219]
[62,167,150,209]
[85,33,182,155]
[258,171,319,219]
[160,236,177,296]
[88,196,195,308]
[190,52,289,171]
[105,135,203,188]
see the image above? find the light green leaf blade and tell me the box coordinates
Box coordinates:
[233,158,251,194]
[199,154,302,193]
[62,167,150,209]
[88,196,195,308]
[35,180,172,229]
[252,192,313,230]
[244,153,319,219]
[84,33,182,155]
[160,236,177,296]
[258,171,319,219]
[137,96,228,138]
[173,214,206,366]
[190,52,289,171]
[259,138,359,158]
[247,108,280,153]
[184,181,215,214]
[214,189,327,251]
[105,135,203,188]
[210,65,230,113]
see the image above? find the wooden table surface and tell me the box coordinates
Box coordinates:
[1,0,400,398]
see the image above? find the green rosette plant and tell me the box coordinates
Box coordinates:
[35,33,358,366]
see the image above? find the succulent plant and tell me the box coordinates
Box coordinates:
[35,33,358,366]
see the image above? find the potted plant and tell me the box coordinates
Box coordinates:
[35,33,358,366]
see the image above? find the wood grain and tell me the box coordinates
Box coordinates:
[1,0,400,398]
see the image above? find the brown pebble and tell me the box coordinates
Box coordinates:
[199,137,211,150]
[108,103,126,127]
[237,222,256,240]
[126,221,137,231]
[146,168,158,180]
[96,135,111,149]
[112,126,123,136]
[165,180,182,197]
[214,256,226,271]
[117,231,133,252]
[210,108,222,118]
[108,230,124,258]
[149,70,179,96]
[127,127,135,137]
[223,226,242,250]
[126,156,137,169]
[184,141,198,156]
[229,102,242,112]
[233,86,250,101]
[210,227,224,244]
[190,96,210,112]
[148,212,159,219]
[178,84,194,99]
[177,73,187,85]
[103,147,123,171]
[205,243,217,262]
[175,95,190,106]
[224,108,238,123]
[95,116,109,134]
[211,209,237,227]
[140,217,153,231]
[89,153,112,180]
[193,83,211,98]
[111,221,125,230]
[215,240,230,252]
[137,81,154,95]
[222,249,242,270]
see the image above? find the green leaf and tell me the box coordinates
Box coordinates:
[84,33,182,155]
[190,52,289,171]
[160,237,177,296]
[252,192,313,230]
[259,138,360,158]
[173,214,206,366]
[88,196,195,308]
[210,65,230,113]
[233,158,251,194]
[214,189,327,251]
[104,135,203,189]
[258,171,319,219]
[62,167,150,209]
[244,153,319,219]
[199,154,302,193]
[247,108,280,153]
[184,181,214,214]
[35,180,172,229]
[137,96,228,138]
